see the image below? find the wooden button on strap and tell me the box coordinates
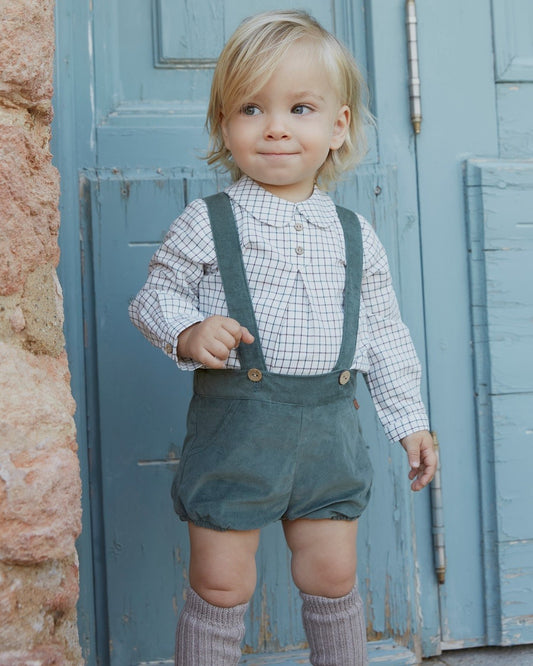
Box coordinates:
[247,368,263,382]
[339,370,351,385]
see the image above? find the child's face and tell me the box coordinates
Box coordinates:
[221,42,350,202]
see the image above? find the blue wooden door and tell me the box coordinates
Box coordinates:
[414,0,533,652]
[52,1,533,664]
[76,3,436,663]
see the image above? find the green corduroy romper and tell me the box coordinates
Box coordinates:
[171,193,373,531]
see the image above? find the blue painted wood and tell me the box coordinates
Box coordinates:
[54,0,442,663]
[415,0,500,650]
[498,85,533,158]
[240,639,417,664]
[52,2,100,663]
[81,163,429,662]
[129,639,417,664]
[465,159,533,646]
[365,1,441,656]
[492,0,533,82]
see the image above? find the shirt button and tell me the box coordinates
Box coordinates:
[339,370,351,385]
[247,368,263,382]
[165,343,174,355]
[295,246,304,255]
[294,222,303,231]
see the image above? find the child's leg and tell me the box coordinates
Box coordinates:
[175,523,260,666]
[283,519,367,666]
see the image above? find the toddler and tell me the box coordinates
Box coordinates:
[129,9,437,666]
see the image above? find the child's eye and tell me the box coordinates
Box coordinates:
[292,105,312,115]
[241,104,260,116]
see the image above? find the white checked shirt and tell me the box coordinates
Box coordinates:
[129,176,429,441]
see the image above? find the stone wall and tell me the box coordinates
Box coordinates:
[0,0,83,663]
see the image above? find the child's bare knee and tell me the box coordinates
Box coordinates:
[292,552,356,598]
[188,524,260,606]
[190,561,257,607]
[192,583,255,608]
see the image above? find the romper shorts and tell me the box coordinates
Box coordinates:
[171,193,373,531]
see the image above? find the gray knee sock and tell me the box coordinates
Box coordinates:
[175,587,248,666]
[300,585,368,666]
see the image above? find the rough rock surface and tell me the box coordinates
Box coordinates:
[0,0,83,663]
[0,344,80,564]
[0,125,60,297]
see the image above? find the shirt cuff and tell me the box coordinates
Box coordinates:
[161,318,204,370]
[386,414,430,443]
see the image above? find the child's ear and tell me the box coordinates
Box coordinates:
[220,114,230,149]
[330,105,350,151]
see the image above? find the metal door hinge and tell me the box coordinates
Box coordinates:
[431,431,446,584]
[406,0,422,134]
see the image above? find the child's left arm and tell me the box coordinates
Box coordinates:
[359,217,436,490]
[400,430,437,491]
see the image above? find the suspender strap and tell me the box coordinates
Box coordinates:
[204,193,266,370]
[203,193,363,373]
[333,204,363,371]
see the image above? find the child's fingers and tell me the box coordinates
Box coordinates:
[199,319,255,367]
[403,441,421,473]
[239,326,255,345]
[218,318,254,347]
[411,438,438,491]
[214,325,241,353]
[421,446,438,485]
[400,430,437,491]
[195,347,229,369]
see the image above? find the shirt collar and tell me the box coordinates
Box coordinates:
[225,176,338,228]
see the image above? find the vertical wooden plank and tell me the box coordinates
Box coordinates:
[337,167,415,645]
[415,0,499,648]
[364,1,441,657]
[52,2,99,663]
[465,159,533,645]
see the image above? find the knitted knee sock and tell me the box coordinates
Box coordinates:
[300,585,368,666]
[175,587,248,666]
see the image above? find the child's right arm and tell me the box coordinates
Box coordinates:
[129,199,208,367]
[129,199,252,369]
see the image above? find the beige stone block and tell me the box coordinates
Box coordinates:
[0,0,55,115]
[0,557,81,659]
[21,263,66,356]
[0,343,81,563]
[0,645,66,665]
[0,125,60,296]
[0,264,66,356]
[0,123,60,288]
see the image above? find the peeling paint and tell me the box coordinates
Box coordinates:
[258,583,273,650]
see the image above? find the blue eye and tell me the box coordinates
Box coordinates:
[292,105,311,115]
[241,104,260,116]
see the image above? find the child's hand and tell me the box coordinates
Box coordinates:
[400,430,437,492]
[177,315,254,369]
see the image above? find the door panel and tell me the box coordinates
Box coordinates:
[72,0,437,663]
[465,160,533,646]
[81,161,426,662]
[414,0,498,649]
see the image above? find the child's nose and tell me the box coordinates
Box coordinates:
[264,113,291,140]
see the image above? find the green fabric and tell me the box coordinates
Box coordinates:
[171,193,373,531]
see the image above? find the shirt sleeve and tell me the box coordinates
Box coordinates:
[128,198,215,371]
[359,217,430,441]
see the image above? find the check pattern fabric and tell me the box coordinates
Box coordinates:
[129,176,429,441]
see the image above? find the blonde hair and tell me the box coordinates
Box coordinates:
[206,10,371,190]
